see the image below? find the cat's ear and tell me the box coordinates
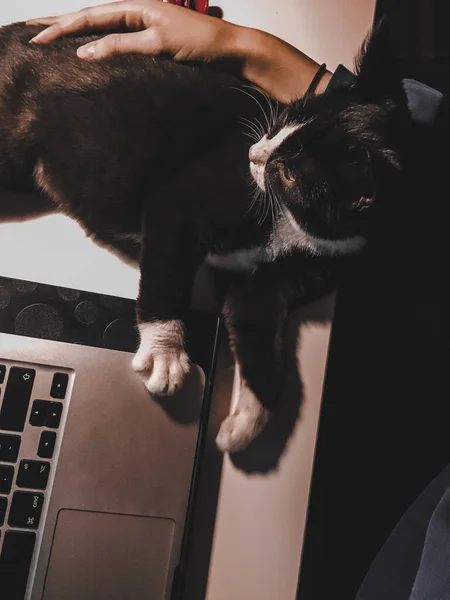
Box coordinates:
[353,17,405,104]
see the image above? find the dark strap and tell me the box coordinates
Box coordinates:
[302,63,328,106]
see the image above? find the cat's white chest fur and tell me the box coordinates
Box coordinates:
[206,247,272,272]
[206,209,366,273]
[207,122,366,272]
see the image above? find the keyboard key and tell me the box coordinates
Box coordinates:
[46,402,63,429]
[0,434,21,462]
[0,497,7,526]
[50,372,69,399]
[8,491,44,529]
[0,367,35,432]
[0,531,36,600]
[29,400,48,427]
[29,401,63,429]
[17,460,50,491]
[38,431,56,459]
[0,364,5,384]
[0,465,14,494]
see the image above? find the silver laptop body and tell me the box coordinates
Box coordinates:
[0,278,218,600]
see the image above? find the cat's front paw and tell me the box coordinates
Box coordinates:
[216,388,270,453]
[133,320,190,396]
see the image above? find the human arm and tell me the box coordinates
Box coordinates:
[28,0,331,103]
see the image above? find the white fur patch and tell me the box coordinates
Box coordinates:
[207,208,365,274]
[246,124,366,259]
[132,320,190,395]
[216,387,270,453]
[271,207,366,257]
[206,247,271,272]
[249,124,301,191]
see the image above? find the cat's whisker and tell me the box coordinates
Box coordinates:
[242,127,259,141]
[272,100,280,130]
[231,86,271,133]
[258,186,272,227]
[239,116,260,135]
[243,114,265,140]
[245,175,265,220]
[253,117,266,139]
[239,116,258,129]
[264,194,272,226]
[238,117,264,144]
[268,181,284,230]
[256,193,266,225]
[264,93,277,132]
[268,186,277,228]
[239,121,261,142]
[242,84,277,134]
[268,188,275,229]
[243,131,259,142]
[252,195,264,221]
[252,186,265,225]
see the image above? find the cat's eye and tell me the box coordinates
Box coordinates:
[282,163,296,184]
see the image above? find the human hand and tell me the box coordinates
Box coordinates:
[27,0,331,102]
[28,0,237,62]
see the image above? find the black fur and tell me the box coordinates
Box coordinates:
[0,20,407,450]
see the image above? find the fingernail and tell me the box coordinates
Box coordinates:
[30,32,45,43]
[77,45,96,59]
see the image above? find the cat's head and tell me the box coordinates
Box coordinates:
[249,19,406,256]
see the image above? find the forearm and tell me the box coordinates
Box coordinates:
[28,1,332,103]
[231,26,332,103]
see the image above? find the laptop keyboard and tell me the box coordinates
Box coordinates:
[0,361,72,599]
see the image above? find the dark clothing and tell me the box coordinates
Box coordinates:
[356,467,450,600]
[327,64,447,600]
[328,64,443,126]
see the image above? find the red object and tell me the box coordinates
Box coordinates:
[165,0,209,13]
[192,0,209,13]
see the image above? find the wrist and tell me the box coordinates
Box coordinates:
[232,27,332,103]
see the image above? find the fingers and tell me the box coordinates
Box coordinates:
[77,30,154,59]
[29,2,145,44]
[26,16,59,26]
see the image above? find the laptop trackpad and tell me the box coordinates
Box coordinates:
[43,510,175,600]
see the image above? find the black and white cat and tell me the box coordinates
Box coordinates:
[0,19,406,452]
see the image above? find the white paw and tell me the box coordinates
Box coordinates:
[133,347,190,395]
[216,390,270,453]
[132,320,190,396]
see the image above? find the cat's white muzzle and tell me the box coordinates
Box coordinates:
[249,161,266,191]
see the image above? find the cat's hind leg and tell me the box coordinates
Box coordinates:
[216,268,293,453]
[216,255,338,453]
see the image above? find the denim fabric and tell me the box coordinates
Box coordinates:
[356,466,450,600]
[409,487,450,599]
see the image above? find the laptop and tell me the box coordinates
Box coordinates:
[0,275,220,600]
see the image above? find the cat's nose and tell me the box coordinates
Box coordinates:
[249,146,264,165]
